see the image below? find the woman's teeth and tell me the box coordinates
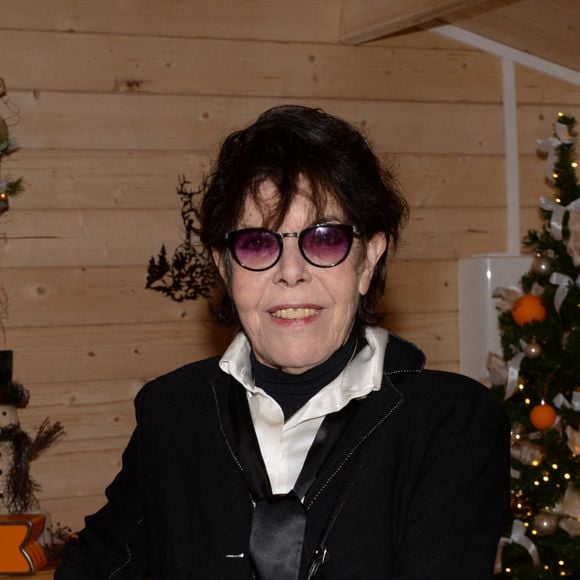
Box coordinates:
[271,308,318,320]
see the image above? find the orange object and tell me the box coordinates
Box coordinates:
[530,403,557,430]
[0,514,47,574]
[512,294,547,326]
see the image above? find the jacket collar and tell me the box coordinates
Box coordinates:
[381,332,426,376]
[210,330,426,505]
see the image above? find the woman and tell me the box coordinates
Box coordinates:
[56,105,510,579]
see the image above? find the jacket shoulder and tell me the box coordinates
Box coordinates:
[135,354,223,411]
[401,369,510,440]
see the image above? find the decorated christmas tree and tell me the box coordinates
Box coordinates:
[491,114,580,578]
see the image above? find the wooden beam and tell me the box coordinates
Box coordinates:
[340,0,487,45]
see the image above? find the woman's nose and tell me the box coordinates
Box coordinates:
[273,238,311,287]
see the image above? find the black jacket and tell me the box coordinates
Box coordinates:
[55,334,510,579]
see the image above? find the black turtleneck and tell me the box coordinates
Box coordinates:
[250,330,364,420]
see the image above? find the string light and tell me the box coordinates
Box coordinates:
[518,383,525,391]
[534,480,540,486]
[553,173,559,180]
[555,197,561,203]
[525,398,531,405]
[559,561,565,566]
[542,475,549,482]
[572,161,578,168]
[564,473,571,480]
[552,463,559,469]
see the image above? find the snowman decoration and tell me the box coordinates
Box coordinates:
[0,350,64,514]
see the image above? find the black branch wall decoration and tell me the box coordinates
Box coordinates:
[146,176,216,301]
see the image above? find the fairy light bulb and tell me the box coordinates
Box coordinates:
[555,197,561,203]
[525,398,531,405]
[552,463,558,469]
[553,173,559,179]
[572,161,578,168]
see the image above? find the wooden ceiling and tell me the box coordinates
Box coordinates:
[340,0,580,73]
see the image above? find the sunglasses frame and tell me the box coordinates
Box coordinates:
[224,223,361,271]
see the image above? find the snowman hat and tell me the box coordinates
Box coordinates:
[0,350,29,408]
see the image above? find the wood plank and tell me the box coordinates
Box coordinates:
[0,30,502,103]
[404,206,543,259]
[401,207,504,259]
[0,208,183,267]
[382,259,457,313]
[340,0,486,44]
[40,494,106,533]
[516,64,580,106]
[2,149,208,210]
[8,91,505,154]
[5,321,234,385]
[22,399,135,443]
[443,0,580,73]
[425,360,460,372]
[0,266,212,328]
[368,25,481,50]
[31,448,123,501]
[384,310,458,363]
[0,0,342,44]
[396,153,507,208]
[4,149,548,210]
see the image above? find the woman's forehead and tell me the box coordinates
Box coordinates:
[237,179,344,227]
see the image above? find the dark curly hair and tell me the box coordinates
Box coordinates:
[200,105,408,328]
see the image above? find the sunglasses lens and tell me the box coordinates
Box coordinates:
[301,225,352,267]
[232,229,279,270]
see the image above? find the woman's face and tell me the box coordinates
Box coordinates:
[214,180,386,374]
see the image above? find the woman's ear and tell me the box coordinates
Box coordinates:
[212,248,227,281]
[358,232,387,296]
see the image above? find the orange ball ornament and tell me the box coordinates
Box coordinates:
[512,295,547,326]
[530,403,557,430]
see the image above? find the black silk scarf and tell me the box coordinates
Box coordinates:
[228,381,360,580]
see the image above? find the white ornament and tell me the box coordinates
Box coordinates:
[566,210,580,267]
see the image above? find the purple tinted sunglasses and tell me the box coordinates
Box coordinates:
[225,224,361,271]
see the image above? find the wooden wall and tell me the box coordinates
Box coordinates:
[0,0,578,531]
